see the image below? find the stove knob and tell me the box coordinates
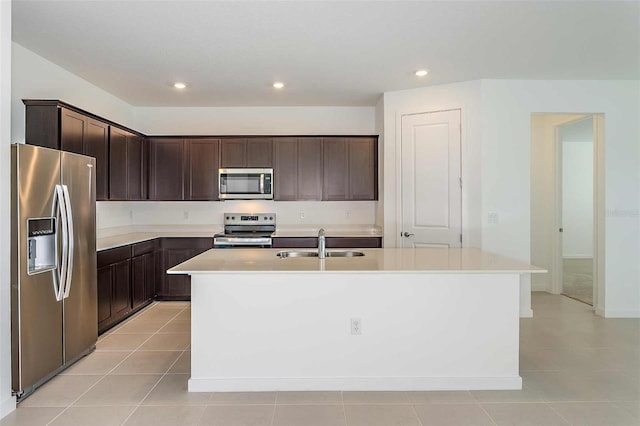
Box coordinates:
[269,216,273,220]
[231,216,235,220]
[226,216,229,220]
[263,216,267,220]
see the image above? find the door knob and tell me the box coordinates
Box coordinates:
[403,232,415,237]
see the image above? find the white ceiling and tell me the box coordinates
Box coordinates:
[12,0,640,107]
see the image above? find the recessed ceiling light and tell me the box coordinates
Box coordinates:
[273,82,285,89]
[415,70,429,77]
[174,82,187,89]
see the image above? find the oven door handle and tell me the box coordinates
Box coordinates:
[260,174,265,194]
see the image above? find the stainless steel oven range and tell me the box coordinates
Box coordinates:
[213,213,276,248]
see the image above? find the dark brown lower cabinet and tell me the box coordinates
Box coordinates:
[157,238,213,300]
[272,237,382,249]
[97,246,132,333]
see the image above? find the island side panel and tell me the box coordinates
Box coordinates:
[190,272,521,391]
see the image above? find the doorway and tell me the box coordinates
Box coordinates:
[399,110,462,248]
[558,117,594,305]
[530,113,605,309]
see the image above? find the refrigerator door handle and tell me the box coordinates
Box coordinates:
[54,185,68,302]
[61,185,74,299]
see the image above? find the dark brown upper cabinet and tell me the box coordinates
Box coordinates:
[322,138,349,200]
[273,137,323,201]
[109,127,146,201]
[322,137,377,201]
[24,101,111,200]
[220,138,273,168]
[148,138,186,200]
[185,138,220,200]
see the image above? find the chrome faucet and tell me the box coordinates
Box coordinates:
[318,228,326,259]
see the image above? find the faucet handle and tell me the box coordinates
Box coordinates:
[318,228,326,237]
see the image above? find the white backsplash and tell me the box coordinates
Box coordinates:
[97,200,377,233]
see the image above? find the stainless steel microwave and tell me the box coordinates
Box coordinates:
[219,168,273,200]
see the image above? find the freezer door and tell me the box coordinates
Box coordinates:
[61,152,98,363]
[11,144,64,394]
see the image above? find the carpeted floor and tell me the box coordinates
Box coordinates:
[562,258,593,305]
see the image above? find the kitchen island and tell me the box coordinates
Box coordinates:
[168,247,545,392]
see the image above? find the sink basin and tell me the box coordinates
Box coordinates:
[276,250,365,258]
[276,251,319,258]
[325,251,365,257]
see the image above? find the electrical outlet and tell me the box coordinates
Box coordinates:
[351,318,362,335]
[488,212,499,225]
[183,211,189,220]
[345,211,351,219]
[300,211,305,219]
[129,210,133,220]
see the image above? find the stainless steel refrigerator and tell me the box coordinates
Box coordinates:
[11,144,97,400]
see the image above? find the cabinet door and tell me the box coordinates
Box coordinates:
[127,135,145,200]
[322,138,349,200]
[247,138,273,167]
[186,138,219,200]
[60,108,86,154]
[85,119,109,201]
[348,138,377,200]
[131,256,146,310]
[109,127,129,200]
[273,138,298,201]
[112,259,131,318]
[160,249,194,299]
[97,265,113,332]
[298,138,323,200]
[149,138,186,200]
[220,139,247,167]
[144,252,156,300]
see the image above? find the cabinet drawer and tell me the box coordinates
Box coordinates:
[132,240,156,257]
[159,237,214,250]
[326,237,382,248]
[97,245,131,268]
[271,237,318,248]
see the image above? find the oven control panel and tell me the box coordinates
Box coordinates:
[224,213,276,226]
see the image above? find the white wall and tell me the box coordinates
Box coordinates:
[381,80,483,249]
[561,118,593,258]
[0,1,14,419]
[530,114,586,292]
[483,80,640,317]
[133,106,374,136]
[97,200,377,236]
[11,43,136,143]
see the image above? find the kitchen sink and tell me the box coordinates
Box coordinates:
[276,250,365,258]
[325,251,364,257]
[277,251,319,258]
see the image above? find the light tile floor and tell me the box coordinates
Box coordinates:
[2,293,639,425]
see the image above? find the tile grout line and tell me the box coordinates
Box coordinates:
[340,391,347,426]
[118,305,191,426]
[43,303,171,426]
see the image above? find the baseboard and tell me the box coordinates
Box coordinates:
[562,256,593,260]
[519,308,533,318]
[188,376,522,392]
[0,395,16,420]
[601,308,640,318]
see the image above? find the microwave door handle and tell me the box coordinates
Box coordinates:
[260,174,265,194]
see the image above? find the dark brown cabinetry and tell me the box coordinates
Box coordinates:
[131,240,157,310]
[24,101,111,200]
[273,138,323,201]
[109,127,147,201]
[157,238,213,300]
[272,237,382,248]
[186,138,220,200]
[220,138,273,168]
[148,138,186,200]
[97,246,132,333]
[323,137,377,201]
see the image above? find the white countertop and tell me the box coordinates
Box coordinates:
[97,231,220,251]
[168,247,546,274]
[96,225,382,251]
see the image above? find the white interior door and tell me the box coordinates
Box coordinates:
[401,110,461,248]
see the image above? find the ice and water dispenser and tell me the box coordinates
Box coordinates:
[26,217,57,274]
